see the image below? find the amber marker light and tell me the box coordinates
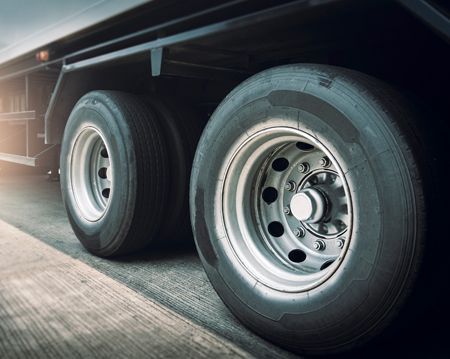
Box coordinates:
[35,49,50,62]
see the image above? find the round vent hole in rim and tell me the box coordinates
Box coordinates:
[320,260,335,270]
[262,187,278,204]
[268,221,284,237]
[288,249,306,263]
[98,168,107,179]
[102,188,110,198]
[271,158,289,172]
[296,142,315,151]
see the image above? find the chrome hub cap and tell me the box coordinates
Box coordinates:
[290,188,326,223]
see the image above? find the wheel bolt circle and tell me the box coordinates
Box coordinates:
[336,239,345,248]
[283,206,291,215]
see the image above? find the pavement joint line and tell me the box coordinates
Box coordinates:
[0,219,254,359]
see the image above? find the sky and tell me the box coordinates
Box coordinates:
[0,0,97,51]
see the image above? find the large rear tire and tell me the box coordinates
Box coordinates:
[190,64,427,354]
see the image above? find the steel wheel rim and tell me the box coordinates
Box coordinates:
[222,127,353,292]
[69,126,113,222]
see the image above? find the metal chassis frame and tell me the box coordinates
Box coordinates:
[42,0,338,144]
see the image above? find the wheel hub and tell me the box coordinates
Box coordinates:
[298,170,348,238]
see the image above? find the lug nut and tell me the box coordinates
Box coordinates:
[336,238,345,248]
[313,240,326,251]
[284,180,296,192]
[298,162,310,173]
[283,206,291,215]
[293,227,306,238]
[319,157,330,168]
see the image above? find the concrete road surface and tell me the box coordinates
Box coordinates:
[0,175,447,358]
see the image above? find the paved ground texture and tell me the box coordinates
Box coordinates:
[0,175,447,358]
[0,220,251,359]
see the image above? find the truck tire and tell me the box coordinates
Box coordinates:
[61,90,171,257]
[142,96,201,241]
[190,64,427,354]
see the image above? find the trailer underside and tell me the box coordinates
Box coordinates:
[0,0,448,169]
